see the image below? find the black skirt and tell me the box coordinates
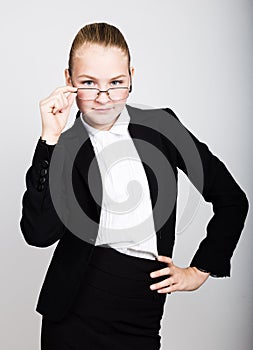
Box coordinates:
[41,245,168,350]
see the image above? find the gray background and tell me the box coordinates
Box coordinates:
[1,0,252,349]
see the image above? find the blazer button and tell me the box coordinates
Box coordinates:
[41,160,49,169]
[37,183,45,191]
[39,176,46,184]
[40,168,48,176]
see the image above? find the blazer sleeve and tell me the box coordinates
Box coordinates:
[19,137,67,247]
[163,108,249,277]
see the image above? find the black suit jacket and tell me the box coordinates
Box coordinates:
[20,104,249,322]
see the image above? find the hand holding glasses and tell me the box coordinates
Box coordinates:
[39,79,132,144]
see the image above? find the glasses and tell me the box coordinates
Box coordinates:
[75,86,131,101]
[70,70,133,101]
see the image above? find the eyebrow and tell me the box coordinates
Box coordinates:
[77,74,127,80]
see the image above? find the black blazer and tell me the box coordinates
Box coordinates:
[20,104,249,322]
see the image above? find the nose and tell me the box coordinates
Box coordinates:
[95,90,111,104]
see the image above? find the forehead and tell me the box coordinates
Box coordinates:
[75,44,127,62]
[72,44,128,74]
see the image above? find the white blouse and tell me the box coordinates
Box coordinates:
[80,105,159,260]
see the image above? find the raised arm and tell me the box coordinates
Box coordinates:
[20,86,77,247]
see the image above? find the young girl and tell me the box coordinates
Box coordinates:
[20,22,249,350]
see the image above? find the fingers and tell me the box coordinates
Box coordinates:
[151,266,209,294]
[150,275,178,294]
[156,255,173,265]
[45,95,66,115]
[159,284,177,293]
[149,255,173,278]
[150,256,173,293]
[49,85,77,97]
[67,89,77,107]
[51,94,66,114]
[150,276,172,290]
[40,86,77,115]
[149,256,178,293]
[150,267,170,278]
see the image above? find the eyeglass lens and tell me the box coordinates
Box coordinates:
[77,87,129,101]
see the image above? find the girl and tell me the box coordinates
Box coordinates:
[20,22,249,350]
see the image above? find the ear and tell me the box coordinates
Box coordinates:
[64,68,73,86]
[130,66,135,78]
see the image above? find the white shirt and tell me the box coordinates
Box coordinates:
[80,105,159,260]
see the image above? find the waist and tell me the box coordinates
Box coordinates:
[83,245,168,297]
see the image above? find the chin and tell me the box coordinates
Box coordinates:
[84,108,116,123]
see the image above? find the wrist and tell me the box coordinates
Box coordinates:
[191,266,210,277]
[41,134,60,145]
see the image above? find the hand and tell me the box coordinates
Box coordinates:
[40,86,77,143]
[150,256,210,294]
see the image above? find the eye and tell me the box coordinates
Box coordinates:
[81,80,94,86]
[111,80,123,86]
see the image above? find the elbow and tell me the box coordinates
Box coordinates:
[240,191,249,219]
[232,190,250,226]
[19,217,63,248]
[19,218,48,247]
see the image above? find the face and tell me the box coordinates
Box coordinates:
[65,43,134,130]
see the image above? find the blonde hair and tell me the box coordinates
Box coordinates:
[68,22,131,77]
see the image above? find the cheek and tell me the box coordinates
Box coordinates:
[76,99,91,113]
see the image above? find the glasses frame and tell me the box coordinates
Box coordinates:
[70,69,133,101]
[75,86,131,101]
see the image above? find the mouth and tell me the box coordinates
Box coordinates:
[93,107,113,112]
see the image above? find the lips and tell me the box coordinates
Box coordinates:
[92,108,114,113]
[94,108,112,110]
